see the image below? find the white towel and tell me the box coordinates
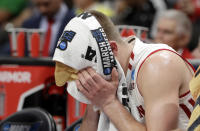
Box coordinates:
[53,12,130,131]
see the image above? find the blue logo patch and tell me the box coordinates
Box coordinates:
[131,70,135,80]
[104,68,111,75]
[58,41,67,50]
[92,29,104,43]
[61,31,76,42]
[57,30,76,51]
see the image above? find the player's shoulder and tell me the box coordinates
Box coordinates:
[138,50,184,80]
[144,50,183,69]
[137,50,183,97]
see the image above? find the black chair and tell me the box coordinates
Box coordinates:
[0,108,56,131]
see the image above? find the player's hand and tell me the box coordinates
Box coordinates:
[75,67,119,110]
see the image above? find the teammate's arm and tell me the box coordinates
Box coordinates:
[79,104,99,131]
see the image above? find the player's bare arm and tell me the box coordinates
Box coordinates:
[79,104,99,131]
[137,50,189,131]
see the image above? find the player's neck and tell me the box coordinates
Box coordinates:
[117,42,134,75]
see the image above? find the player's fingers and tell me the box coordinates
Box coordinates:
[81,68,98,88]
[111,68,119,87]
[76,80,90,98]
[77,71,92,92]
[87,67,104,84]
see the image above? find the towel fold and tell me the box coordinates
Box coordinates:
[53,12,129,131]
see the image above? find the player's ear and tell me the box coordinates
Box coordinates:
[109,41,118,56]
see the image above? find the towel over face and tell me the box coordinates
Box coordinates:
[53,12,118,104]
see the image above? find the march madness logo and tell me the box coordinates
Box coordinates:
[91,28,116,75]
[57,30,76,50]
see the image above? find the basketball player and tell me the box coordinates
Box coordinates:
[76,10,195,131]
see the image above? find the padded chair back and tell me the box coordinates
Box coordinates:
[0,108,56,131]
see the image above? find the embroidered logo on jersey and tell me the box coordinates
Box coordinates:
[91,27,116,75]
[57,30,76,50]
[131,70,135,80]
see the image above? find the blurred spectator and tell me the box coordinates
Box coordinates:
[154,9,194,59]
[22,0,75,57]
[164,0,178,8]
[114,0,167,38]
[0,0,30,56]
[191,36,200,58]
[72,0,114,17]
[0,0,28,26]
[175,0,200,22]
[189,17,200,52]
[174,0,200,52]
[64,0,73,9]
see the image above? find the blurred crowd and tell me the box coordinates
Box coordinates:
[0,0,200,59]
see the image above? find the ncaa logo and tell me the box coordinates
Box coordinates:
[58,41,67,50]
[104,67,111,75]
[57,30,76,51]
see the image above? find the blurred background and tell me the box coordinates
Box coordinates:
[0,0,199,131]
